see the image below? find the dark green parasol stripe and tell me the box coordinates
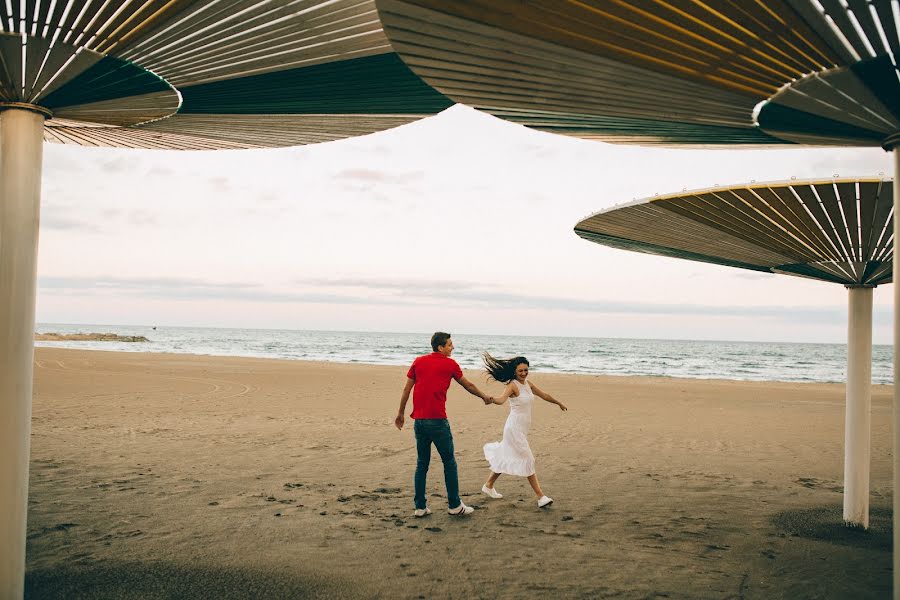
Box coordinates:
[870,272,893,285]
[574,228,775,273]
[862,260,892,285]
[756,101,886,143]
[850,56,900,123]
[504,114,788,145]
[772,263,855,284]
[178,53,453,114]
[41,56,171,108]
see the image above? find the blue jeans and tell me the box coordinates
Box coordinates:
[413,419,460,510]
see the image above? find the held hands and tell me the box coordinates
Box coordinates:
[483,395,494,406]
[395,413,405,430]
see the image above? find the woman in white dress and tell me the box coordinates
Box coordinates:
[482,354,567,508]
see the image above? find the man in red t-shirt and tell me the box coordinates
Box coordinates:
[395,332,491,517]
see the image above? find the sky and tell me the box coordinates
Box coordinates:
[35,105,895,344]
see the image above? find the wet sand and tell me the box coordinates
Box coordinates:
[25,347,892,599]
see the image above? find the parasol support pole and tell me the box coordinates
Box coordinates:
[844,284,873,528]
[0,105,47,600]
[891,143,900,600]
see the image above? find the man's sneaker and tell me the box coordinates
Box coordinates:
[447,502,474,516]
[414,507,432,518]
[538,495,553,508]
[482,485,503,499]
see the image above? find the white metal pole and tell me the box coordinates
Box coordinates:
[0,107,45,600]
[893,147,900,600]
[844,285,873,528]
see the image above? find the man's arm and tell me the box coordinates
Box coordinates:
[456,375,491,404]
[395,378,414,430]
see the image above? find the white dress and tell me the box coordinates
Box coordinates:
[484,379,536,477]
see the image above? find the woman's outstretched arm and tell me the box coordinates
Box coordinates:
[492,382,517,405]
[530,381,568,411]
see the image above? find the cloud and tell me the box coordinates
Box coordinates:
[43,206,157,230]
[730,271,778,281]
[335,168,424,185]
[128,211,158,226]
[299,277,494,292]
[41,213,100,232]
[37,275,422,307]
[101,156,137,173]
[42,150,88,176]
[147,165,175,177]
[207,176,230,190]
[806,149,892,178]
[37,275,880,326]
[40,276,256,292]
[297,278,890,326]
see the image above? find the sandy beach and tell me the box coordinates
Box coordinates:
[25,347,892,599]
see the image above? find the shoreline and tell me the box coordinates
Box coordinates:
[31,344,892,388]
[35,322,896,347]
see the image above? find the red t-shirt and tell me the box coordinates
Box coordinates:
[407,352,463,419]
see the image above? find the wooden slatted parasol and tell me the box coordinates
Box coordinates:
[576,178,894,286]
[576,176,894,533]
[0,1,453,148]
[374,0,898,148]
[0,3,453,597]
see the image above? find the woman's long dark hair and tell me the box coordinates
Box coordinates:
[483,352,529,383]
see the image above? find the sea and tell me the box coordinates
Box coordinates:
[34,323,893,385]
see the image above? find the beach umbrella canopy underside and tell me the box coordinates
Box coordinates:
[375,0,899,147]
[575,178,894,286]
[0,0,453,149]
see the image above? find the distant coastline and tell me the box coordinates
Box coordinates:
[35,332,149,343]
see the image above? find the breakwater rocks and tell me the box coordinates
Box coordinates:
[35,333,150,343]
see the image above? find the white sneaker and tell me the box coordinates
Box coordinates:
[414,507,432,518]
[538,496,553,508]
[448,502,474,516]
[482,485,503,499]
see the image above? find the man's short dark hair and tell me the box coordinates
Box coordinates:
[431,332,451,352]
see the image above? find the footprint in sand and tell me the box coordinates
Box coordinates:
[795,477,843,492]
[29,523,79,538]
[120,530,144,538]
[425,527,442,532]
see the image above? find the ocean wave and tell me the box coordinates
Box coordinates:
[33,324,892,385]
